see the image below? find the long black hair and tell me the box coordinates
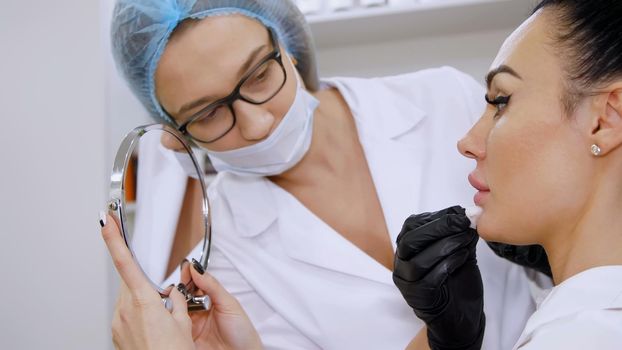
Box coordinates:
[534,0,622,112]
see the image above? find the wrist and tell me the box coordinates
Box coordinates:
[426,313,485,350]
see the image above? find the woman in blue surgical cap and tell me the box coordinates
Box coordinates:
[103,0,539,349]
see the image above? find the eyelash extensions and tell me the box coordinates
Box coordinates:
[484,94,511,117]
[484,94,511,106]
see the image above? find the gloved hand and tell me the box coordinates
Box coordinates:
[393,206,485,350]
[486,242,552,278]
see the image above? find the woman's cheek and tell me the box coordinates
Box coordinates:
[479,119,536,243]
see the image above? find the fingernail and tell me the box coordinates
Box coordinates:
[99,211,107,228]
[192,258,205,275]
[164,298,173,311]
[180,259,189,274]
[177,283,187,294]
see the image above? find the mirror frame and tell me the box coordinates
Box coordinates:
[107,124,212,303]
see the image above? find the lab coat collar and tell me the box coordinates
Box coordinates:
[218,173,278,238]
[272,182,395,286]
[320,77,427,140]
[519,265,622,341]
[218,169,398,286]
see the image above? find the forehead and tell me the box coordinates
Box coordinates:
[168,15,268,57]
[154,15,271,112]
[490,10,562,87]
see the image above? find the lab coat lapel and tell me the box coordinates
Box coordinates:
[273,182,394,286]
[275,77,427,285]
[361,133,426,250]
[219,174,278,238]
[334,76,428,249]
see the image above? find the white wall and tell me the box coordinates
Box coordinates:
[0,1,111,349]
[317,28,512,82]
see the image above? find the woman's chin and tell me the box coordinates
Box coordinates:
[477,223,534,245]
[474,216,520,244]
[476,228,503,243]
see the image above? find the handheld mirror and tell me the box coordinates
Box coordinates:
[107,124,211,311]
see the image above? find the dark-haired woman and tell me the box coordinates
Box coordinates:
[396,0,622,349]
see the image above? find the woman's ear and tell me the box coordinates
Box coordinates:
[591,86,622,156]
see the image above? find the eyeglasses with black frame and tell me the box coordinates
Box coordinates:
[173,27,287,144]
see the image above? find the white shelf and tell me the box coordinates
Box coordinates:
[307,0,533,49]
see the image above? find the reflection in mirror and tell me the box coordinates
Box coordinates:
[109,124,211,310]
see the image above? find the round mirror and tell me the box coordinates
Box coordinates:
[107,124,211,310]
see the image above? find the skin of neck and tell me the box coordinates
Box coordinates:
[268,88,361,187]
[542,157,622,285]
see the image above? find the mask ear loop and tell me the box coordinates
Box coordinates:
[284,50,304,90]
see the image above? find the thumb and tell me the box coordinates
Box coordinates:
[169,286,191,325]
[424,247,472,287]
[190,266,243,315]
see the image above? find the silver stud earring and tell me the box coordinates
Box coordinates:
[591,144,602,156]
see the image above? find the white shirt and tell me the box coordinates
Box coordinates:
[513,266,622,349]
[204,67,536,349]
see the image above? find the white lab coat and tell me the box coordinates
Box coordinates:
[134,135,187,284]
[513,266,622,349]
[201,67,536,349]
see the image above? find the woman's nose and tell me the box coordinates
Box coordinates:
[458,117,488,160]
[233,100,275,141]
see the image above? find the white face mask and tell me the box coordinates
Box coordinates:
[205,72,319,177]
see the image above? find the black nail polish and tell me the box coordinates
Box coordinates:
[99,219,105,228]
[192,258,205,275]
[177,283,187,294]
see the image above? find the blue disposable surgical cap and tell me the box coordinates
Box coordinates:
[111,0,319,122]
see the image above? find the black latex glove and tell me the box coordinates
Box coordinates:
[486,241,552,278]
[393,206,485,350]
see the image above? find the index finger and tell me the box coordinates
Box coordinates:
[397,214,472,260]
[100,212,155,295]
[397,206,464,243]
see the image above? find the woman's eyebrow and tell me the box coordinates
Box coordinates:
[485,65,523,89]
[176,44,267,116]
[236,44,268,78]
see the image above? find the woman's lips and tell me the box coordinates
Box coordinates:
[473,191,490,206]
[468,173,490,191]
[468,173,490,205]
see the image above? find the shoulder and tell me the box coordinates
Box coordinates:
[325,67,484,133]
[378,66,476,85]
[329,66,482,98]
[376,66,482,95]
[519,310,622,349]
[375,66,485,122]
